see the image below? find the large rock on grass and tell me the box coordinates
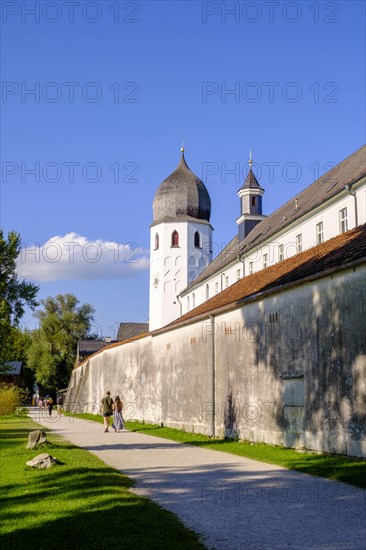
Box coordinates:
[26,430,47,450]
[26,453,57,469]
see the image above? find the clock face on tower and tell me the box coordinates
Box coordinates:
[152,274,160,288]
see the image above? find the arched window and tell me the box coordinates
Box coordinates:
[171,230,179,247]
[192,293,195,308]
[194,231,200,248]
[187,296,190,311]
[206,284,209,300]
[154,233,159,250]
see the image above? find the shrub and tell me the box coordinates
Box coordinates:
[0,386,22,415]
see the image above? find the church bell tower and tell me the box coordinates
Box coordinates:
[149,148,213,331]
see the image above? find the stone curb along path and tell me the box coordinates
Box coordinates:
[28,408,365,550]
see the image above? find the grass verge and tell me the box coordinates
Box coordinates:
[63,412,366,489]
[0,415,206,550]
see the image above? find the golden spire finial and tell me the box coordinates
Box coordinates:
[249,147,252,168]
[181,140,184,153]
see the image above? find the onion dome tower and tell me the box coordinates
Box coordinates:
[236,151,266,242]
[149,147,213,331]
[152,150,211,224]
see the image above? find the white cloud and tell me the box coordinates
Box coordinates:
[16,232,150,282]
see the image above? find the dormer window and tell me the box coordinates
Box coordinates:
[171,230,179,247]
[154,233,159,250]
[194,231,201,248]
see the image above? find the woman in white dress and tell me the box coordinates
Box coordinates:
[112,396,125,432]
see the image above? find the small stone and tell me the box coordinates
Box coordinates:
[26,453,57,469]
[26,430,47,450]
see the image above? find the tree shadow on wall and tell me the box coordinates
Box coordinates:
[224,386,239,440]
[245,247,366,454]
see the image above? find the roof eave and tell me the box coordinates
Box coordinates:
[156,256,366,335]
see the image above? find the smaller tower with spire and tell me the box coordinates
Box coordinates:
[236,151,266,242]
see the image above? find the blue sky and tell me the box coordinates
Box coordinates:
[1,0,365,338]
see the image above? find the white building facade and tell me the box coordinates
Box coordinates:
[149,145,366,328]
[180,146,366,316]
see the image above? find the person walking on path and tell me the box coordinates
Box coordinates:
[112,396,125,432]
[46,397,53,417]
[57,395,63,417]
[100,391,114,432]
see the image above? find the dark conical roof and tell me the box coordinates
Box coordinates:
[152,152,211,225]
[238,168,264,192]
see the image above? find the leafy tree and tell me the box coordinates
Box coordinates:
[0,230,38,368]
[2,326,32,363]
[4,327,35,394]
[27,294,95,391]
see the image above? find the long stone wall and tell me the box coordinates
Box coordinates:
[65,263,366,457]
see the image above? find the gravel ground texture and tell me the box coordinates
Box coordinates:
[28,408,366,550]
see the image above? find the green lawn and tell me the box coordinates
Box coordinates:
[63,412,366,489]
[0,416,206,550]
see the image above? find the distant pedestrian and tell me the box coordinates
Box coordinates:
[112,396,125,432]
[38,398,43,410]
[100,391,114,432]
[57,395,64,417]
[46,397,53,417]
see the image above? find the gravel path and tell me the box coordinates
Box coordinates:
[29,408,365,549]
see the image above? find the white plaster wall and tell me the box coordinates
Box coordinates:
[152,324,213,434]
[213,265,366,456]
[65,336,162,423]
[66,264,366,457]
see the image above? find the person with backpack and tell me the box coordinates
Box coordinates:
[100,391,114,432]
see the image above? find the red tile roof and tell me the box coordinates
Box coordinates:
[167,224,366,328]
